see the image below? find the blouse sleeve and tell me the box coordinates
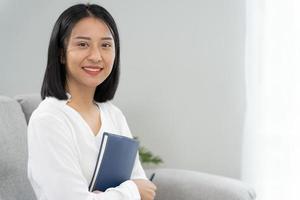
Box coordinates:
[27,113,141,200]
[115,109,149,180]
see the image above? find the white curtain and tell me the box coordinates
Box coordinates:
[242,0,300,200]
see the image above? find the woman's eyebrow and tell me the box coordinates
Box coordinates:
[101,37,113,40]
[73,36,113,40]
[74,36,91,40]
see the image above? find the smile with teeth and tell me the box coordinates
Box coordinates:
[82,66,103,75]
[82,67,102,71]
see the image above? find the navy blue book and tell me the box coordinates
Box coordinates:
[89,132,139,192]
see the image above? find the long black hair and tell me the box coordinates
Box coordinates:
[41,3,120,102]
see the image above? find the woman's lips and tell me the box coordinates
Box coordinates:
[82,66,103,76]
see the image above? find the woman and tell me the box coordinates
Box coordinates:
[27,3,156,200]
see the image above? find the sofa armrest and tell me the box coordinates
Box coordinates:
[145,168,256,200]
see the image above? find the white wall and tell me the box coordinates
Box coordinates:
[0,0,246,178]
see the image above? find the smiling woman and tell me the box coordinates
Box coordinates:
[27,3,156,200]
[64,17,115,96]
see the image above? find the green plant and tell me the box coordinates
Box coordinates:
[134,137,163,165]
[139,146,163,165]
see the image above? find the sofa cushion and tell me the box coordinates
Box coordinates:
[148,168,256,200]
[0,96,36,200]
[15,94,41,124]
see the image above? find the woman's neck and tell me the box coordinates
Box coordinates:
[66,85,97,112]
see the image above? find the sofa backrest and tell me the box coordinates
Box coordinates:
[0,96,36,200]
[15,94,41,124]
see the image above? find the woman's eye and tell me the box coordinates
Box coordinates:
[78,42,89,48]
[102,43,112,48]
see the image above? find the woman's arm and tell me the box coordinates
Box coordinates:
[114,107,157,200]
[28,113,140,200]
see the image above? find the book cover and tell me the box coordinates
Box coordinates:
[89,132,139,192]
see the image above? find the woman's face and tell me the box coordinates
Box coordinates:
[64,17,115,91]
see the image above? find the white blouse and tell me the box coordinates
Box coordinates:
[27,96,147,200]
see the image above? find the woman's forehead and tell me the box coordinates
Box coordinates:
[70,17,113,39]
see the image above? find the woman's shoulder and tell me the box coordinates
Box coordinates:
[99,101,132,137]
[99,101,124,116]
[99,100,128,125]
[30,97,68,122]
[27,97,74,141]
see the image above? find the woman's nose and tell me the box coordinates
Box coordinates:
[88,46,102,63]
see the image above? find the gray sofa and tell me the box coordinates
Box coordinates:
[0,94,256,200]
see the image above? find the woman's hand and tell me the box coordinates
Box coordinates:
[132,179,157,200]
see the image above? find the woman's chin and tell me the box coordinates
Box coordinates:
[86,81,105,89]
